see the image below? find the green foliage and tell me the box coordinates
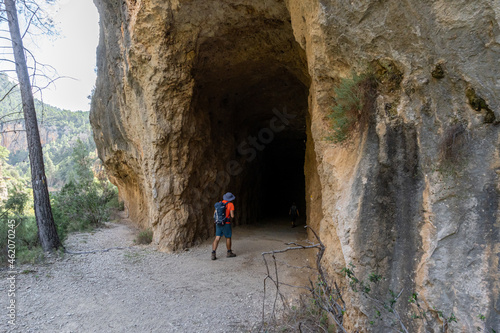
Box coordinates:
[465,87,496,123]
[51,140,119,241]
[0,186,41,264]
[0,191,40,264]
[3,185,29,214]
[258,294,335,333]
[342,263,381,295]
[341,266,355,279]
[466,87,489,112]
[327,71,377,143]
[0,146,9,162]
[135,229,153,245]
[52,181,99,239]
[14,216,44,263]
[340,265,465,331]
[408,292,418,304]
[0,75,121,262]
[433,306,444,318]
[0,141,119,263]
[106,191,124,211]
[369,272,383,283]
[7,150,28,167]
[327,72,364,143]
[372,59,403,93]
[70,139,95,185]
[0,73,96,189]
[17,249,46,264]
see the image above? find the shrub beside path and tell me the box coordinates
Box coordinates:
[0,215,310,333]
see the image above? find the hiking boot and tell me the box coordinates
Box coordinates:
[211,252,216,260]
[227,250,236,258]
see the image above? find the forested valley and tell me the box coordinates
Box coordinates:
[0,73,121,262]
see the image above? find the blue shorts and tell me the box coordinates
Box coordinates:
[215,224,232,238]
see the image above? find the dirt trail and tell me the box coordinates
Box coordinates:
[1,217,314,333]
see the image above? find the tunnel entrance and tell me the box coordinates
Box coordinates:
[259,137,306,219]
[190,8,310,226]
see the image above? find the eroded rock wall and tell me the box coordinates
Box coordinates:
[91,0,310,244]
[91,0,499,331]
[289,1,500,331]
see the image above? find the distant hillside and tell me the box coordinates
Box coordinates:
[0,73,96,190]
[0,73,92,151]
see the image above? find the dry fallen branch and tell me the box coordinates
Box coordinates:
[259,227,418,333]
[260,226,348,333]
[64,247,132,255]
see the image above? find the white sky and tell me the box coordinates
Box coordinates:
[31,0,99,111]
[0,0,99,111]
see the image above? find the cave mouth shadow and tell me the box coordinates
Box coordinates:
[189,14,311,227]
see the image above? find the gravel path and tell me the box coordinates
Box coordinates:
[1,217,312,333]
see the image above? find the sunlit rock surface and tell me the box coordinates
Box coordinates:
[90,0,499,330]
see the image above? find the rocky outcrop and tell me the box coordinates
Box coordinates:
[91,0,499,331]
[0,123,60,152]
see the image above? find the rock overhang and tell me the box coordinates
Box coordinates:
[91,0,500,330]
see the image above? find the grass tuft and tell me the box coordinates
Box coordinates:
[135,229,153,245]
[327,71,377,143]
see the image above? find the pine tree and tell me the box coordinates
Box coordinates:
[3,0,61,251]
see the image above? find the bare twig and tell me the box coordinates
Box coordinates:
[0,111,22,122]
[0,86,18,105]
[0,58,17,65]
[260,226,348,333]
[272,258,316,270]
[21,6,39,39]
[0,129,26,134]
[1,118,25,124]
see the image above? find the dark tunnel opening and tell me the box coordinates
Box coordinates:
[190,14,310,226]
[259,138,306,219]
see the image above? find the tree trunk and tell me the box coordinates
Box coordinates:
[4,0,61,251]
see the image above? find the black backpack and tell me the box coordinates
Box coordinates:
[214,201,228,226]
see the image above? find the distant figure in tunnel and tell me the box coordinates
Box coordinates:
[289,202,299,228]
[212,192,237,260]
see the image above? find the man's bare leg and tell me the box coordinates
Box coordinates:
[226,238,236,257]
[212,236,221,251]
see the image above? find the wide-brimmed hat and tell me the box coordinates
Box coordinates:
[223,192,235,202]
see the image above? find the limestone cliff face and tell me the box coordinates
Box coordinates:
[1,123,62,152]
[91,0,499,331]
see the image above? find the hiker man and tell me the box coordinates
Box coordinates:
[289,202,299,228]
[212,192,237,260]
